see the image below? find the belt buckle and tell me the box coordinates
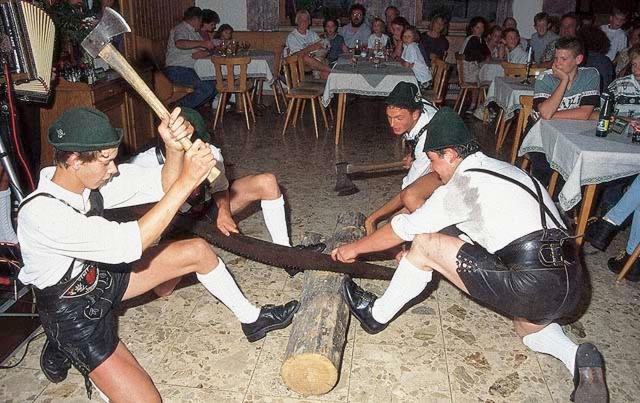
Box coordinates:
[538,242,564,267]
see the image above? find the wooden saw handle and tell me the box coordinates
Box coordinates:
[97,43,220,183]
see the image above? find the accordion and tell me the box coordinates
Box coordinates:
[0,0,54,102]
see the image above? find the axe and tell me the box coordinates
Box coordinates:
[81,8,220,183]
[334,160,406,196]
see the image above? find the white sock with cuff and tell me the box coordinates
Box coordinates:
[261,195,290,246]
[522,322,578,375]
[196,258,261,323]
[371,256,433,324]
[0,189,17,244]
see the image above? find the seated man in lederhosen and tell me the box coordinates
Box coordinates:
[17,107,298,402]
[332,107,608,403]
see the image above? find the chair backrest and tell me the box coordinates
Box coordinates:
[510,94,534,164]
[211,56,251,92]
[430,58,450,106]
[501,62,528,78]
[530,66,547,77]
[455,52,465,85]
[282,53,305,89]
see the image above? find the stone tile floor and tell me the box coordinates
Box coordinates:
[2,99,639,402]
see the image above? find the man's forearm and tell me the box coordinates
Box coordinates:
[368,193,404,224]
[160,148,184,192]
[538,80,568,120]
[550,106,595,120]
[175,39,206,50]
[354,224,405,255]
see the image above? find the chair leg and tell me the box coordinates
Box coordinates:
[246,91,256,123]
[299,100,307,121]
[456,88,468,115]
[520,156,530,171]
[318,98,329,129]
[257,80,264,106]
[219,93,229,127]
[292,99,301,128]
[282,97,295,136]
[548,171,559,197]
[273,82,282,114]
[242,93,251,130]
[213,93,224,129]
[310,98,319,138]
[617,243,640,281]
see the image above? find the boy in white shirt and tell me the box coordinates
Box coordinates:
[504,28,529,64]
[368,18,389,50]
[600,7,628,61]
[400,26,432,88]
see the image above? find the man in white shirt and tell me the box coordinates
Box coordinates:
[286,9,331,78]
[600,7,628,60]
[364,83,440,236]
[339,4,371,49]
[332,107,608,403]
[19,107,298,401]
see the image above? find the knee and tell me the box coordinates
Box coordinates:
[256,173,281,199]
[407,233,438,265]
[183,238,218,269]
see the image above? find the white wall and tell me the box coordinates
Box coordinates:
[196,0,247,30]
[513,0,543,39]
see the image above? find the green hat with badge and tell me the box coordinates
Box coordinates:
[386,82,422,110]
[180,107,211,143]
[48,107,123,152]
[422,107,474,152]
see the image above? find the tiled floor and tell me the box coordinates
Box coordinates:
[2,98,639,402]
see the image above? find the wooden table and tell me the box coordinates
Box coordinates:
[519,119,640,246]
[322,56,418,145]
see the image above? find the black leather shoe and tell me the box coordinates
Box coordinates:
[340,277,388,334]
[607,252,640,282]
[293,243,326,253]
[241,300,299,342]
[40,339,71,383]
[584,218,618,251]
[570,343,608,403]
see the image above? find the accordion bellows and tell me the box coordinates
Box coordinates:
[0,0,54,102]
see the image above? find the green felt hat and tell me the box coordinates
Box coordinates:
[48,107,123,152]
[423,107,473,152]
[386,82,422,110]
[180,107,211,143]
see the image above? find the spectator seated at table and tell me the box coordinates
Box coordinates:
[601,7,628,61]
[608,45,640,117]
[504,28,528,64]
[419,14,449,67]
[530,12,558,64]
[164,6,216,109]
[368,18,389,50]
[286,9,331,79]
[542,13,580,65]
[461,16,490,113]
[199,9,220,42]
[579,25,615,91]
[339,4,371,51]
[503,17,517,30]
[585,168,640,282]
[384,5,399,37]
[485,25,505,61]
[387,17,409,60]
[529,36,600,185]
[213,23,234,47]
[614,26,640,78]
[401,26,432,89]
[322,18,345,65]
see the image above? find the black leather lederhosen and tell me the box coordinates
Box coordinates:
[454,169,585,324]
[20,191,131,397]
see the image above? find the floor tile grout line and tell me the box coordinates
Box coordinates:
[346,322,356,403]
[533,353,558,403]
[241,335,266,402]
[435,286,455,403]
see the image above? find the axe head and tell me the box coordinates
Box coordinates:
[334,162,359,196]
[81,7,131,58]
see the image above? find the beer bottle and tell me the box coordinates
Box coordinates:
[596,92,612,137]
[354,39,361,57]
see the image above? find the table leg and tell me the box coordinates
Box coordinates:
[575,184,597,247]
[548,171,559,197]
[334,93,345,145]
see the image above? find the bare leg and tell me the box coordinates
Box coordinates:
[302,55,331,77]
[228,173,281,215]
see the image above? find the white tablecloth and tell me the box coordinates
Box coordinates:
[478,61,504,83]
[321,57,418,107]
[518,119,640,211]
[485,77,535,120]
[194,50,275,83]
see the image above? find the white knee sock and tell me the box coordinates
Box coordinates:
[371,256,433,324]
[0,189,17,244]
[522,323,578,375]
[260,195,290,246]
[196,258,260,323]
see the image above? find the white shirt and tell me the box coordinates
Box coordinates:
[391,152,564,253]
[286,29,321,54]
[368,33,389,49]
[401,42,432,85]
[600,25,627,61]
[508,46,528,64]
[402,102,439,189]
[17,164,165,289]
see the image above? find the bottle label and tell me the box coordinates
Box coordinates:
[597,119,609,132]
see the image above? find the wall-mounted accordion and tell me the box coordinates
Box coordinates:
[0,0,54,102]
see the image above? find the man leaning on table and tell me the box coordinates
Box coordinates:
[529,36,600,185]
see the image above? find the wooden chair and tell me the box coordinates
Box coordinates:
[281,53,328,138]
[153,71,194,106]
[617,243,640,282]
[453,53,488,115]
[423,58,450,106]
[509,95,533,165]
[211,56,256,130]
[500,62,528,78]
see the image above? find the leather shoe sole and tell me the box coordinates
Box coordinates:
[570,343,608,403]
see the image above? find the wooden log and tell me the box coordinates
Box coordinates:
[280,212,366,396]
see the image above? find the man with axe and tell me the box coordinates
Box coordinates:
[364,82,441,235]
[17,108,299,402]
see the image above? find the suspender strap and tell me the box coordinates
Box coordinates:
[465,168,564,230]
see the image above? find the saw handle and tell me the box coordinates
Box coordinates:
[97,43,220,184]
[346,160,406,174]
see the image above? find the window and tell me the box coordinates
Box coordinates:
[279,0,354,26]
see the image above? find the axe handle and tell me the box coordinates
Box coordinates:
[347,160,406,174]
[97,43,220,184]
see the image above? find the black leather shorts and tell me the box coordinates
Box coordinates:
[455,230,584,324]
[34,263,130,376]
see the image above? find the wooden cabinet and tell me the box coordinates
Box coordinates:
[39,68,155,166]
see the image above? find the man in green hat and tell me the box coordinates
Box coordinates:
[332,107,608,403]
[17,107,299,402]
[364,81,441,236]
